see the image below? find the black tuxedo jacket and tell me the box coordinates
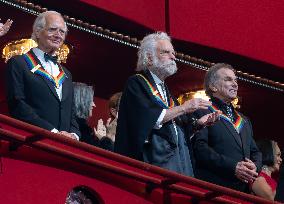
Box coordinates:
[192,106,261,192]
[5,50,80,136]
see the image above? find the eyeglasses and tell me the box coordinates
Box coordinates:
[46,27,67,36]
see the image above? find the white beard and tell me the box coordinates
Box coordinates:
[151,58,177,80]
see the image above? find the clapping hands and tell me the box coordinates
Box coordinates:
[105,117,117,142]
[94,118,117,142]
[197,110,221,127]
[182,98,212,113]
[94,119,107,140]
[0,19,13,37]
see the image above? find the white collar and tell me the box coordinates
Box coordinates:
[149,70,163,86]
[32,47,45,62]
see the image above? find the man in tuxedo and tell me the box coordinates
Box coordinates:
[6,11,80,139]
[193,63,262,192]
[115,32,219,176]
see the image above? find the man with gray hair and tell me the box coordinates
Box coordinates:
[6,11,80,139]
[115,32,219,176]
[193,63,261,192]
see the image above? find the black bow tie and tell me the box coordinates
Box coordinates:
[44,53,58,64]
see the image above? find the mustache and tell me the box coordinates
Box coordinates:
[159,60,176,68]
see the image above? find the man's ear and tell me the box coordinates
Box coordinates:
[35,29,41,39]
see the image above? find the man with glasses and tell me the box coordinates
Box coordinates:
[6,11,80,140]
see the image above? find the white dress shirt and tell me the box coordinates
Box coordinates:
[149,71,167,129]
[33,48,62,100]
[149,71,178,142]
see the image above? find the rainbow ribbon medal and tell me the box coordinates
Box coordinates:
[23,51,66,88]
[209,105,245,134]
[137,74,175,109]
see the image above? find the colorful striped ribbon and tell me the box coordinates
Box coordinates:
[209,105,245,134]
[136,74,175,109]
[23,51,66,88]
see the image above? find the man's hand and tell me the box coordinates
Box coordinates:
[94,119,106,140]
[106,117,117,142]
[243,158,257,171]
[197,110,221,127]
[0,19,13,37]
[235,160,258,183]
[59,131,77,140]
[182,98,212,113]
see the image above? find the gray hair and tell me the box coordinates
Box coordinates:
[31,11,67,42]
[204,63,235,97]
[73,82,94,119]
[136,32,171,71]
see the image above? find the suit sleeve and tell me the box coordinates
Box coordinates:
[193,110,238,177]
[5,57,55,130]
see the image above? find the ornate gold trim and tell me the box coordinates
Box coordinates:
[2,38,70,63]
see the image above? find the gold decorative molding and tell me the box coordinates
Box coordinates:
[2,38,70,63]
[2,38,36,62]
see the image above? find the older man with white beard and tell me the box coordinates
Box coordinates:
[115,32,220,176]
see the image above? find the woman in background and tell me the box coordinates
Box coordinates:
[73,82,114,151]
[252,139,282,200]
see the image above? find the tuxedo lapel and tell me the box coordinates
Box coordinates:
[220,118,243,148]
[61,67,69,102]
[28,50,60,101]
[239,115,248,154]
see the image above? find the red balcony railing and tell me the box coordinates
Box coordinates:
[0,114,277,204]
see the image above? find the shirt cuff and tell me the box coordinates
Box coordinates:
[153,109,167,129]
[51,128,59,133]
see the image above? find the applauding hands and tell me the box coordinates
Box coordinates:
[94,119,107,140]
[94,118,117,142]
[182,98,212,113]
[0,19,13,37]
[197,110,221,127]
